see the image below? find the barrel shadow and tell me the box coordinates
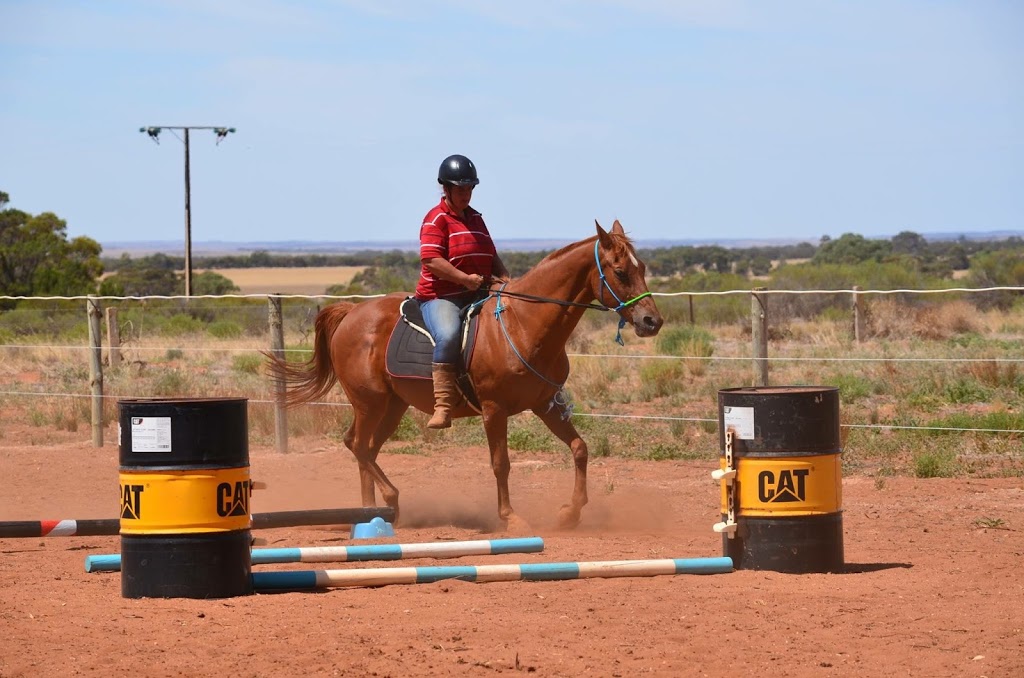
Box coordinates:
[838,562,913,573]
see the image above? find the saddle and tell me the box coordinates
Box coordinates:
[385,297,483,410]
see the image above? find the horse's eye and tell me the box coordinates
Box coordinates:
[615,269,629,283]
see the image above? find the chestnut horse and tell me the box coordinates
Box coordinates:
[267,220,663,530]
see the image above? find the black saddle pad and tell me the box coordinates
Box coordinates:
[385,300,435,379]
[385,298,483,409]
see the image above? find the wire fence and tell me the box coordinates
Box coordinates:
[2,286,1023,444]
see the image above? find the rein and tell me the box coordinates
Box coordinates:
[476,241,652,343]
[469,238,654,399]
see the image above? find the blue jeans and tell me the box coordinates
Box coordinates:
[421,297,464,364]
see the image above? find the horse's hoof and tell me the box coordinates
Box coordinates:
[503,513,533,535]
[556,505,581,530]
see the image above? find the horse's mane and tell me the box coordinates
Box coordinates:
[521,230,637,281]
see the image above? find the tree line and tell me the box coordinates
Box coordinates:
[2,189,1022,301]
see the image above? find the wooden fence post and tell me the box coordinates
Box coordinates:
[105,306,121,367]
[852,285,865,343]
[268,295,288,454]
[688,294,695,324]
[87,297,104,447]
[751,288,769,387]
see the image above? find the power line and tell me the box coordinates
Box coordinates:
[139,125,236,297]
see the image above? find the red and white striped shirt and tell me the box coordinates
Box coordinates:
[415,198,497,300]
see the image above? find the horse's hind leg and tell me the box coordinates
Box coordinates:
[363,396,410,507]
[342,396,406,519]
[532,407,588,529]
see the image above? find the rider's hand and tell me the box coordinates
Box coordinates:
[464,273,485,291]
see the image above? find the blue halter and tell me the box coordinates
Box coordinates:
[593,240,652,346]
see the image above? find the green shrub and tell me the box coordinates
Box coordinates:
[284,344,313,364]
[945,379,992,404]
[208,320,243,339]
[162,313,205,336]
[231,354,264,375]
[591,435,611,458]
[638,361,688,400]
[385,445,426,456]
[925,411,1024,434]
[151,369,189,396]
[655,325,715,357]
[914,449,957,478]
[947,333,988,349]
[638,443,704,461]
[830,373,875,403]
[507,425,554,451]
[28,408,47,427]
[390,414,421,442]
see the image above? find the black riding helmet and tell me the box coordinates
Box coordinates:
[437,154,480,186]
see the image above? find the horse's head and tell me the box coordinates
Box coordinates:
[593,220,664,338]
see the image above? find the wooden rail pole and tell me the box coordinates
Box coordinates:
[852,285,865,343]
[105,306,121,367]
[87,297,104,447]
[269,294,288,454]
[751,288,769,387]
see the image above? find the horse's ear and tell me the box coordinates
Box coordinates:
[595,220,612,248]
[611,219,625,236]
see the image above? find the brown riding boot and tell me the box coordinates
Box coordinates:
[427,363,459,429]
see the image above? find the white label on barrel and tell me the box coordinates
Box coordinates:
[723,406,755,439]
[130,416,172,452]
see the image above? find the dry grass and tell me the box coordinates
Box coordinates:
[867,299,981,340]
[1,297,1021,477]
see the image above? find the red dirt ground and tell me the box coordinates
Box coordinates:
[1,424,1022,677]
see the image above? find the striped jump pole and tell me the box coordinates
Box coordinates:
[0,519,116,538]
[0,507,396,539]
[84,537,544,573]
[252,556,734,591]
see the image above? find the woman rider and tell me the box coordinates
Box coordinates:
[415,154,510,429]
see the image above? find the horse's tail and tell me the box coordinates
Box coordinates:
[264,302,355,407]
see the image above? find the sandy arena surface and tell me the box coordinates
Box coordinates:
[1,425,1022,677]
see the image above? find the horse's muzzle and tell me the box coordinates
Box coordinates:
[632,310,664,337]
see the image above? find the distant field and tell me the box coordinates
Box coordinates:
[204,266,366,295]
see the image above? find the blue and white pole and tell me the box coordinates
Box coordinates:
[84,537,544,573]
[252,556,734,591]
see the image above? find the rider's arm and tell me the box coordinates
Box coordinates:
[424,258,485,291]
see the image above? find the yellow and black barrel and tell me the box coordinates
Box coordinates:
[716,386,844,573]
[118,397,253,598]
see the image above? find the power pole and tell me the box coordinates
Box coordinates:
[140,125,236,297]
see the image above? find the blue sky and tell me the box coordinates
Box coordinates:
[2,1,1022,248]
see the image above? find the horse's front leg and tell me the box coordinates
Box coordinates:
[481,404,530,532]
[532,406,588,529]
